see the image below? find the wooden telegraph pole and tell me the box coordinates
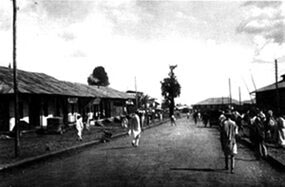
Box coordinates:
[239,86,241,106]
[12,0,20,157]
[169,65,177,117]
[135,76,138,110]
[275,59,280,114]
[228,78,232,105]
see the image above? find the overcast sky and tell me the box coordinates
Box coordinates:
[0,0,284,105]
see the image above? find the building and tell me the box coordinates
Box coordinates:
[192,97,240,111]
[253,74,285,113]
[0,66,134,132]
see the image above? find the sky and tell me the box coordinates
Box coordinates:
[0,0,284,105]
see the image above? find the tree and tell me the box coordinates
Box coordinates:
[138,94,150,109]
[161,65,181,117]
[139,94,150,125]
[88,66,110,86]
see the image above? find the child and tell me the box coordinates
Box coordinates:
[171,114,176,126]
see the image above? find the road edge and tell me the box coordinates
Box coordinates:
[0,119,169,173]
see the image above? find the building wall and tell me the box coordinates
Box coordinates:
[9,98,31,131]
[1,94,130,131]
[256,89,285,114]
[0,96,9,131]
[110,100,125,117]
[7,95,68,131]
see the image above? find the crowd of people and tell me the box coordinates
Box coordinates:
[241,109,285,149]
[191,107,285,173]
[193,108,285,149]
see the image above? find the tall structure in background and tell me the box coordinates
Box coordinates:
[239,86,241,105]
[135,76,138,110]
[169,65,177,116]
[228,78,232,105]
[275,59,280,114]
[12,0,20,157]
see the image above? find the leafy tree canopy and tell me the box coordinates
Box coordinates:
[161,77,181,100]
[160,65,181,116]
[88,66,110,86]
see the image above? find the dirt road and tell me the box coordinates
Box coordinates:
[1,118,284,186]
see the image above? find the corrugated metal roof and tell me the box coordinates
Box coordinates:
[194,97,239,105]
[0,66,133,99]
[94,86,134,99]
[253,81,285,93]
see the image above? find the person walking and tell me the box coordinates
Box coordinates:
[251,110,267,159]
[220,113,239,174]
[128,111,142,147]
[75,114,84,141]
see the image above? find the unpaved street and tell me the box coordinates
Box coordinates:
[1,118,284,186]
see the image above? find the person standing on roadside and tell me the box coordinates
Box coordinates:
[276,114,285,148]
[220,113,239,174]
[75,114,84,141]
[265,110,277,143]
[187,112,190,119]
[193,110,198,125]
[170,114,177,126]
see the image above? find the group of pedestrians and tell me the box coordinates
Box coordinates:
[264,110,285,148]
[121,111,143,147]
[250,109,285,153]
[217,107,285,174]
[71,110,143,146]
[192,110,217,128]
[240,109,285,159]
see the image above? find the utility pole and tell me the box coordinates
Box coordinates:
[275,59,280,114]
[169,65,177,117]
[251,74,257,92]
[229,78,232,105]
[242,77,254,104]
[239,86,241,106]
[135,76,138,110]
[12,0,20,157]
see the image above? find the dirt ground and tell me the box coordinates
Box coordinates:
[1,118,284,186]
[0,122,126,166]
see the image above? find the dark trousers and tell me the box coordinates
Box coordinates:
[225,154,235,173]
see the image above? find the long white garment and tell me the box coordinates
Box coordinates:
[277,117,285,147]
[222,119,238,155]
[76,118,83,139]
[128,114,141,138]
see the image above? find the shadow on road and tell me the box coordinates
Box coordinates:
[235,157,259,162]
[170,167,225,173]
[100,146,133,151]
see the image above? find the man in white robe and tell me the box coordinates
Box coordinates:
[128,112,142,147]
[75,114,84,141]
